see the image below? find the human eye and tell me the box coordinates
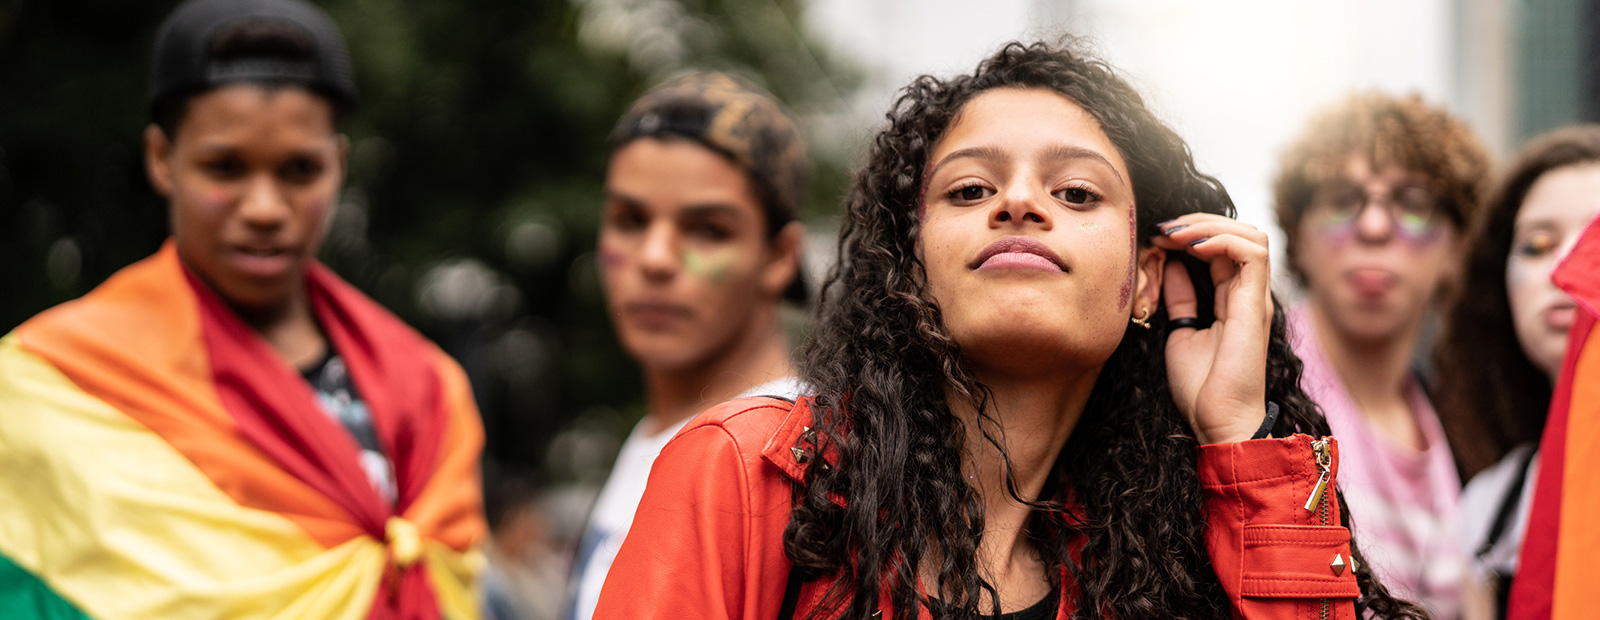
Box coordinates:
[1515,231,1559,258]
[1317,183,1364,221]
[605,204,648,232]
[946,182,995,206]
[1052,182,1102,207]
[202,156,246,179]
[1393,186,1439,218]
[280,157,326,184]
[683,217,735,242]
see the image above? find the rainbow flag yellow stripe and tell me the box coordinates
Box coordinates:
[0,244,485,619]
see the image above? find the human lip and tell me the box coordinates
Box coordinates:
[969,236,1068,272]
[226,242,295,279]
[1544,299,1578,331]
[1345,267,1397,297]
[622,301,693,329]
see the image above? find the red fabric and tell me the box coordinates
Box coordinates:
[593,397,1359,620]
[1199,435,1358,620]
[1508,214,1600,620]
[1552,215,1600,316]
[185,262,450,620]
[1507,320,1584,620]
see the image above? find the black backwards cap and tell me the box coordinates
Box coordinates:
[609,72,812,303]
[148,0,357,116]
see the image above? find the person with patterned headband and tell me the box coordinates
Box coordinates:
[563,72,811,620]
[0,0,485,617]
[592,40,1426,620]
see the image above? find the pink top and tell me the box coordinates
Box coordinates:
[1289,304,1462,619]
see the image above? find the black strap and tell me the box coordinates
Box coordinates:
[777,567,804,620]
[1476,447,1539,560]
[1250,402,1281,440]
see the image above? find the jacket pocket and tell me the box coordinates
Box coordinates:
[1239,524,1360,599]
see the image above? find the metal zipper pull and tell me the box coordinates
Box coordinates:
[1303,438,1332,512]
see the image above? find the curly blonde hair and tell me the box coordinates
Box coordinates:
[1273,92,1491,281]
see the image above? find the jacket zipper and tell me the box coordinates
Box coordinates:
[1306,438,1333,620]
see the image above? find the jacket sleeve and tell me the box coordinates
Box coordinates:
[1200,434,1360,620]
[592,423,754,619]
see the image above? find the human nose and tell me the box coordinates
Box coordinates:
[1352,195,1395,243]
[236,174,291,230]
[989,181,1053,229]
[637,222,679,281]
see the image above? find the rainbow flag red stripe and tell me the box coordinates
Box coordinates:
[1509,216,1600,620]
[0,242,485,619]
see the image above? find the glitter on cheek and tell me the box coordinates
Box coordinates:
[1506,255,1558,298]
[1316,223,1356,246]
[1080,221,1098,231]
[1397,228,1445,248]
[1117,202,1137,309]
[683,249,735,284]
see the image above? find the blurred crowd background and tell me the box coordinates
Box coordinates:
[3,0,1599,617]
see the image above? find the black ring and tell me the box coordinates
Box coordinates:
[1167,317,1205,334]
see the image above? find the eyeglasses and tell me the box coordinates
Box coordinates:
[1310,182,1444,242]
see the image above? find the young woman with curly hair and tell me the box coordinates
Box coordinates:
[593,40,1425,620]
[1434,126,1600,620]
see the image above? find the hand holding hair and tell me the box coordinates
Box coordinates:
[1151,213,1275,444]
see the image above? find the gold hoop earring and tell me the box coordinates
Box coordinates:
[1130,307,1151,329]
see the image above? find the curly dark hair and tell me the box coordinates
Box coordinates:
[1434,125,1600,477]
[785,40,1426,620]
[1272,92,1491,283]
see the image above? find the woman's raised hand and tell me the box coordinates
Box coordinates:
[1150,214,1275,444]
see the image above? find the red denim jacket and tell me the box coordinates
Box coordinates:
[593,397,1360,619]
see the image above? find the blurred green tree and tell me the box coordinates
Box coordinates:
[0,0,858,478]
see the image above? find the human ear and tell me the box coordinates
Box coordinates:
[144,124,175,199]
[335,133,351,183]
[760,221,805,299]
[1132,246,1167,319]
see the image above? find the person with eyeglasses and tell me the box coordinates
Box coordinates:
[1272,92,1492,620]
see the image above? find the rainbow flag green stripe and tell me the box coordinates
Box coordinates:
[0,244,486,619]
[0,553,90,620]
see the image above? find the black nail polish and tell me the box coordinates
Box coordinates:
[1156,219,1177,228]
[1162,225,1188,235]
[1188,237,1209,246]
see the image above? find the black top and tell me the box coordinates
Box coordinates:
[777,573,1061,620]
[985,586,1060,620]
[301,350,396,505]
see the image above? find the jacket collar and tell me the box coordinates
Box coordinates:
[760,396,821,483]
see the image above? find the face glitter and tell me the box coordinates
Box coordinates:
[1117,202,1137,308]
[1311,212,1443,248]
[683,249,735,284]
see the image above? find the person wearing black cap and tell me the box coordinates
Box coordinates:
[563,72,810,620]
[0,1,485,618]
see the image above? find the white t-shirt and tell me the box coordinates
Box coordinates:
[1457,444,1539,580]
[566,377,805,620]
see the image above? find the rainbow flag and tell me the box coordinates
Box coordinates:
[1509,215,1600,620]
[0,242,486,619]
